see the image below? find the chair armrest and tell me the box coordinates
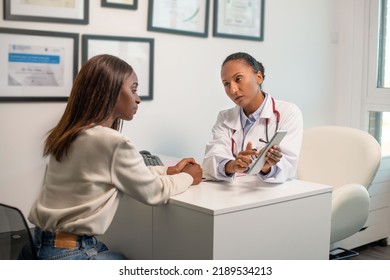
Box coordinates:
[330,183,370,243]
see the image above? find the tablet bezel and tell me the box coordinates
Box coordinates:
[247,130,288,175]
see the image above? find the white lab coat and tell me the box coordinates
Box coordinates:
[202,95,303,183]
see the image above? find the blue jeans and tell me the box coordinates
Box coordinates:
[29,227,127,260]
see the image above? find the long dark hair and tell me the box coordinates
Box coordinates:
[44,54,134,161]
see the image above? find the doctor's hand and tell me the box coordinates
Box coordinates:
[225,142,258,175]
[261,145,282,175]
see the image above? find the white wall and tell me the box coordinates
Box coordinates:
[330,0,367,128]
[0,0,352,216]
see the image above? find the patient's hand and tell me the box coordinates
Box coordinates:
[167,158,197,175]
[182,163,203,185]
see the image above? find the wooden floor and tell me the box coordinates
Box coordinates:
[345,240,390,260]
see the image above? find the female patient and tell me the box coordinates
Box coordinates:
[24,54,202,260]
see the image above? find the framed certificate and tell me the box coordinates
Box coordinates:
[4,0,89,25]
[0,28,79,102]
[147,0,210,38]
[101,0,138,10]
[213,0,265,41]
[82,34,154,100]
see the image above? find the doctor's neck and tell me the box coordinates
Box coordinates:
[243,91,265,116]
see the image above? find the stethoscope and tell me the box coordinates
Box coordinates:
[231,97,280,156]
[259,97,280,144]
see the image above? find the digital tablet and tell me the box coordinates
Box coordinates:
[247,130,288,175]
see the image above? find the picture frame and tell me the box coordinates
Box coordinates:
[147,0,210,38]
[0,28,79,102]
[82,34,154,100]
[101,0,138,10]
[213,0,265,41]
[3,0,89,25]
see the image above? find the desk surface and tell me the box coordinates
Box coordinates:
[169,175,332,215]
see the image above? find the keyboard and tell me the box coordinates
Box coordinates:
[140,151,164,166]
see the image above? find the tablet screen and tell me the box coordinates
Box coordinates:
[247,130,288,175]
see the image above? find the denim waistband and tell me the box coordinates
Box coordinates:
[34,227,97,248]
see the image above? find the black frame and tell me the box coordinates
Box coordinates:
[101,0,138,10]
[213,0,265,41]
[147,0,210,38]
[3,0,89,25]
[0,28,79,102]
[82,34,154,101]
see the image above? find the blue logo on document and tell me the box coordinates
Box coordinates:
[8,53,60,64]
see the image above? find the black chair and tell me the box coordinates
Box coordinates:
[0,203,36,259]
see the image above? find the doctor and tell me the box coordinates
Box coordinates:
[203,52,303,183]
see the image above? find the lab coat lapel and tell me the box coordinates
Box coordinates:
[260,95,274,120]
[224,106,243,154]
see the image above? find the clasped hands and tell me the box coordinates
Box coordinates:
[225,142,282,175]
[167,158,203,185]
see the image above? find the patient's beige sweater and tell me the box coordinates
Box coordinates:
[28,126,193,236]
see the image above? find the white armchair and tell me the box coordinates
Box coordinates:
[297,126,381,259]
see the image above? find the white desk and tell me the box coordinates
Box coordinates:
[99,173,332,260]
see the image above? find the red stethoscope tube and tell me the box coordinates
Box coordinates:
[231,97,280,156]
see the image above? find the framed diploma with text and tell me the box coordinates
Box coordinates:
[147,0,210,38]
[82,34,154,100]
[213,0,265,41]
[4,0,89,25]
[0,28,79,102]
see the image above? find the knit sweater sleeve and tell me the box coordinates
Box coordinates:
[111,139,193,205]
